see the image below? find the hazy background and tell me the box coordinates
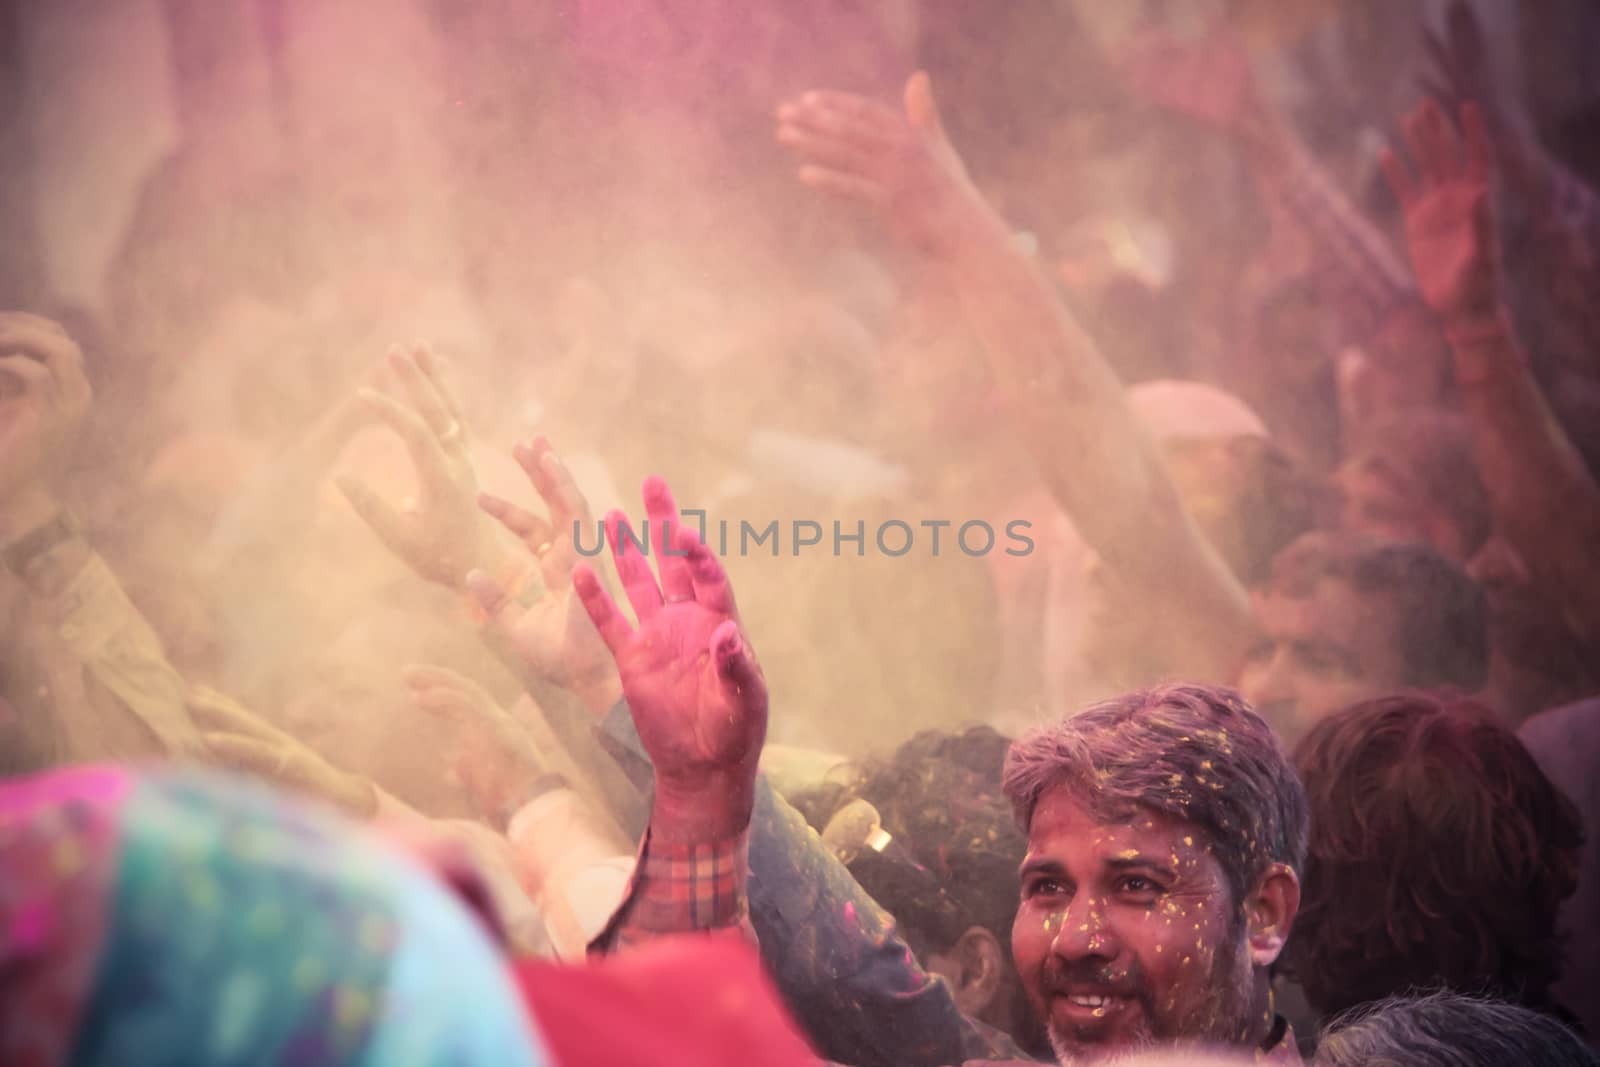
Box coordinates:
[3,0,1598,767]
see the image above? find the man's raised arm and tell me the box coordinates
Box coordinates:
[776,75,1255,678]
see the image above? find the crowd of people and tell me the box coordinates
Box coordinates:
[2,1,1598,1064]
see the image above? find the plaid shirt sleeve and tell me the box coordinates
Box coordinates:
[591,824,754,954]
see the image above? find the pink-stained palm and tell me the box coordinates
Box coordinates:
[573,476,767,841]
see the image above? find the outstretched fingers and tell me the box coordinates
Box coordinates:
[678,523,737,618]
[386,345,457,439]
[573,562,634,657]
[358,387,447,473]
[479,491,553,547]
[605,510,662,621]
[336,474,412,561]
[644,476,695,603]
[797,165,887,208]
[515,436,587,520]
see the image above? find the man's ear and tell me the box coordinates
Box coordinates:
[942,925,1006,1018]
[1244,862,1300,967]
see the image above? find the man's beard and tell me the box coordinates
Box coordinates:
[1043,930,1255,1064]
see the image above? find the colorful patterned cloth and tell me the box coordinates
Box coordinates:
[0,764,547,1067]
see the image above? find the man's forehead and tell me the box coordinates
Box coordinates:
[1025,784,1208,865]
[1253,578,1379,638]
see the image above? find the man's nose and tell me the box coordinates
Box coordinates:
[1241,649,1296,710]
[1051,893,1120,962]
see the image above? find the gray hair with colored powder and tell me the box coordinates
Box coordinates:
[1314,991,1598,1067]
[1001,683,1308,903]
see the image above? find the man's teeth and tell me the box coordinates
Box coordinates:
[1070,994,1112,1008]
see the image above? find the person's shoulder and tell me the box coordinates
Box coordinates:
[1519,697,1600,798]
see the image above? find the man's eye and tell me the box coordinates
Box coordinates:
[1244,641,1275,665]
[1024,877,1068,901]
[1117,876,1162,898]
[1295,647,1350,677]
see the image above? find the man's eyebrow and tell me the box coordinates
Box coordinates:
[1018,857,1067,880]
[1292,638,1361,672]
[1105,856,1178,881]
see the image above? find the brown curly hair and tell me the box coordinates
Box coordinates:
[1286,694,1584,1019]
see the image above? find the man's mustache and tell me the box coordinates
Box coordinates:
[1040,958,1148,1001]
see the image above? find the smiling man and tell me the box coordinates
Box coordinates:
[1002,684,1308,1062]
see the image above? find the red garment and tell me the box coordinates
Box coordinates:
[514,931,822,1067]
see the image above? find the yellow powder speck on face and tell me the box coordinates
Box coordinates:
[1183,836,1193,847]
[1115,848,1139,860]
[1155,944,1163,953]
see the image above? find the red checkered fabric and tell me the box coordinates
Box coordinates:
[595,826,752,953]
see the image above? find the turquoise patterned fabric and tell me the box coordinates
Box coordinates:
[0,765,547,1067]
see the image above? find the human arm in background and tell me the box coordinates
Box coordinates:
[334,343,522,591]
[1117,27,1424,352]
[775,74,1255,679]
[0,312,388,811]
[1421,0,1600,386]
[0,311,208,764]
[333,353,647,829]
[1382,100,1600,645]
[1119,25,1451,448]
[401,662,634,959]
[469,434,621,718]
[464,434,648,829]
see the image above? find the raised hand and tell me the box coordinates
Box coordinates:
[776,72,1000,257]
[468,436,618,713]
[0,312,93,540]
[336,344,512,588]
[1381,100,1498,322]
[402,663,547,826]
[573,477,767,842]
